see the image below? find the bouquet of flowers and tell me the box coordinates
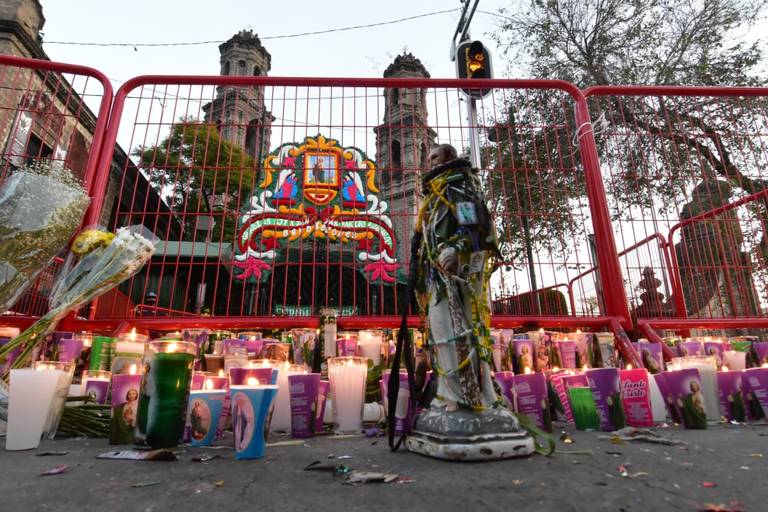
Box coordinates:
[0,227,156,379]
[0,162,90,314]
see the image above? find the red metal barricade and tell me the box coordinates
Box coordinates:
[585,86,768,337]
[80,75,629,334]
[0,54,113,321]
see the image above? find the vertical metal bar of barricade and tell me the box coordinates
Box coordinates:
[572,94,631,325]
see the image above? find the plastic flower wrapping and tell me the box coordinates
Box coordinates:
[0,226,157,379]
[0,162,90,314]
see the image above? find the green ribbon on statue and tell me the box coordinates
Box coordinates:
[514,412,556,456]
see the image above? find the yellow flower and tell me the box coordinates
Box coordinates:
[71,230,115,255]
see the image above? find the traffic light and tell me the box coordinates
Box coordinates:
[456,40,493,97]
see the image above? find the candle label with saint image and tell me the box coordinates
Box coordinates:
[619,368,653,427]
[751,342,768,367]
[187,390,226,447]
[231,385,279,460]
[381,370,415,435]
[513,338,534,375]
[512,372,551,432]
[336,338,358,357]
[574,332,594,368]
[316,380,330,432]
[586,368,625,431]
[57,338,84,364]
[289,373,321,438]
[677,341,703,357]
[743,368,768,419]
[291,329,316,366]
[135,341,195,449]
[703,342,725,370]
[665,368,707,429]
[634,342,664,374]
[526,331,554,371]
[493,371,516,410]
[110,372,141,444]
[83,371,111,404]
[261,340,290,362]
[717,371,746,422]
[556,340,577,369]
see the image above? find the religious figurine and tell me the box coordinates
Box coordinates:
[403,144,533,460]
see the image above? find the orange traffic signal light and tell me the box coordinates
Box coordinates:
[456,40,493,98]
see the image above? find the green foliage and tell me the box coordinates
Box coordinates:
[134,118,257,242]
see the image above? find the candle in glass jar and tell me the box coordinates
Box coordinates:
[187,388,226,447]
[723,350,747,371]
[135,340,196,449]
[82,370,111,404]
[743,365,768,418]
[110,364,142,444]
[271,363,307,432]
[357,330,382,366]
[113,328,148,375]
[231,378,279,459]
[668,356,720,422]
[224,346,248,373]
[32,361,73,439]
[328,356,368,434]
[5,367,63,450]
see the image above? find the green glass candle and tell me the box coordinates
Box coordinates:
[135,340,195,449]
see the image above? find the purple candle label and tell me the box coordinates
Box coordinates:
[222,339,247,352]
[717,371,745,422]
[743,368,768,419]
[557,340,577,369]
[84,379,110,404]
[752,343,768,367]
[574,333,592,368]
[586,368,625,431]
[381,371,414,435]
[110,374,141,444]
[493,371,516,409]
[57,338,84,364]
[191,373,207,391]
[562,374,589,389]
[665,369,707,429]
[188,391,225,447]
[1,336,21,373]
[244,338,265,358]
[619,369,653,427]
[513,373,551,432]
[316,380,330,432]
[550,374,575,422]
[677,341,703,357]
[634,343,664,374]
[336,338,358,357]
[514,339,535,375]
[703,343,725,369]
[229,368,274,386]
[288,373,321,438]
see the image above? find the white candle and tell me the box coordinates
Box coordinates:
[270,363,307,432]
[668,356,720,421]
[357,330,382,366]
[32,361,74,439]
[723,350,746,371]
[328,356,368,434]
[5,368,64,450]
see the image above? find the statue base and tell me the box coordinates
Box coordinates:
[405,406,535,461]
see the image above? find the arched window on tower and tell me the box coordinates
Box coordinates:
[238,60,247,70]
[420,142,428,171]
[222,61,230,75]
[391,88,399,106]
[253,66,261,76]
[391,139,402,182]
[245,119,263,161]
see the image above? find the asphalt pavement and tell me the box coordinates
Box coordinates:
[0,423,766,512]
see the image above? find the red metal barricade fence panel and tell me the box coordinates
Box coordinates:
[0,55,113,321]
[584,86,768,334]
[84,75,629,331]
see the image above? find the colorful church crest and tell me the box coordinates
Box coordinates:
[234,134,399,284]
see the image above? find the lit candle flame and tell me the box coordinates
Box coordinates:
[218,369,225,378]
[722,366,730,372]
[762,362,768,368]
[167,342,177,352]
[576,329,582,334]
[524,366,532,375]
[129,327,136,342]
[552,366,560,372]
[626,364,633,370]
[247,377,259,386]
[129,364,137,375]
[582,364,589,372]
[205,379,214,390]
